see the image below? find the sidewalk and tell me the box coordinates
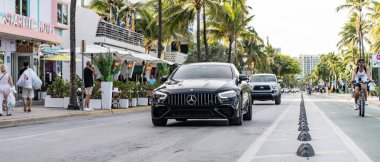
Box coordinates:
[0,105,150,128]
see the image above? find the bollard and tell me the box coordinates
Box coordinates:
[298,121,308,125]
[297,131,312,141]
[297,143,315,157]
[298,124,310,131]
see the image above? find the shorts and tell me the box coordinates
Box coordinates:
[85,87,93,95]
[22,88,34,99]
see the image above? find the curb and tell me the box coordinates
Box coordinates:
[0,106,150,128]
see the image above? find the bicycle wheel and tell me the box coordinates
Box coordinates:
[360,92,365,117]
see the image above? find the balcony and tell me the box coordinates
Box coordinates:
[165,52,188,64]
[96,21,144,47]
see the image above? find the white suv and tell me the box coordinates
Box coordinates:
[248,74,282,105]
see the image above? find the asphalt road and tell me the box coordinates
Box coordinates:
[0,93,377,162]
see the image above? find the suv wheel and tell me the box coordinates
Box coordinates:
[229,97,243,125]
[152,118,168,126]
[275,94,281,105]
[243,96,252,120]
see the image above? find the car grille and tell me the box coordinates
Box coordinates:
[253,85,271,90]
[166,93,219,107]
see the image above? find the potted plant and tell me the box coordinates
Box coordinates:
[138,83,149,106]
[45,78,66,108]
[89,84,102,109]
[93,53,121,110]
[119,82,132,108]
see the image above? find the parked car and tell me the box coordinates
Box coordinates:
[151,62,252,126]
[248,74,282,105]
[283,88,290,93]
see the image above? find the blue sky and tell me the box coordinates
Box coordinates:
[248,0,349,57]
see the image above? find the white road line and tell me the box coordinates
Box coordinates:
[252,151,347,159]
[237,104,291,162]
[310,101,373,162]
[0,117,145,142]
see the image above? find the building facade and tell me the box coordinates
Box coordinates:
[298,54,320,77]
[0,0,68,87]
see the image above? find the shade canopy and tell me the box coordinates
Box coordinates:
[55,45,112,54]
[41,54,81,61]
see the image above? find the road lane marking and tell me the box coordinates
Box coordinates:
[237,103,291,162]
[252,151,347,159]
[0,117,145,142]
[310,101,373,162]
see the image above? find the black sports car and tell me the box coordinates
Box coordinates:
[151,62,252,126]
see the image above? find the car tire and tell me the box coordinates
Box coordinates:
[275,94,281,105]
[229,97,243,125]
[243,96,252,121]
[152,118,168,126]
[175,119,187,122]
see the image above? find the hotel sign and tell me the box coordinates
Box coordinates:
[3,13,55,35]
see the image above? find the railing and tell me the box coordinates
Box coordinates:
[96,21,144,47]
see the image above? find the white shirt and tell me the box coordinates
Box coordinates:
[355,68,368,83]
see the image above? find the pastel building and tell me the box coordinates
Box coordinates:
[0,0,68,86]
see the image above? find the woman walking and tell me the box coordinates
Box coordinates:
[0,64,13,116]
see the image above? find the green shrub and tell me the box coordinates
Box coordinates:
[47,78,70,98]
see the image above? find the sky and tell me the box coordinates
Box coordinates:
[248,0,349,57]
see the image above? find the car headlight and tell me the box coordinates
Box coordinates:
[218,90,237,99]
[271,85,277,89]
[153,91,167,102]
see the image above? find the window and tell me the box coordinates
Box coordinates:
[15,0,28,16]
[57,3,68,25]
[172,65,233,80]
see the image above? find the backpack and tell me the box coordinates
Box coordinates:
[356,67,366,73]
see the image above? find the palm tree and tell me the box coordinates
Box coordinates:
[136,8,158,54]
[68,0,79,110]
[338,13,360,63]
[208,0,253,63]
[158,0,163,59]
[369,1,380,53]
[337,0,371,59]
[164,0,210,62]
[89,0,124,26]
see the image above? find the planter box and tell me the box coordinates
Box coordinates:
[119,99,129,108]
[138,98,149,106]
[130,98,137,107]
[90,99,102,109]
[41,92,47,99]
[101,82,113,110]
[45,95,64,108]
[63,97,70,109]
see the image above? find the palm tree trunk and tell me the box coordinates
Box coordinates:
[228,39,233,63]
[157,0,162,59]
[68,0,79,110]
[197,8,201,62]
[203,4,209,62]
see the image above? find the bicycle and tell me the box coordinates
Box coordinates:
[352,79,370,117]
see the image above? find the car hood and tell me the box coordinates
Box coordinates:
[157,79,237,93]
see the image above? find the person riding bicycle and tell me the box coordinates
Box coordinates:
[351,59,373,110]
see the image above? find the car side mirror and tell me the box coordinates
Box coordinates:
[239,74,248,83]
[278,79,283,83]
[160,76,168,82]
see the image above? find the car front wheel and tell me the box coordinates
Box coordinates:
[275,94,281,105]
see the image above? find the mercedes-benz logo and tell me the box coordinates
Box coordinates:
[186,95,197,105]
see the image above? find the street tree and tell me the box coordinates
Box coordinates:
[68,0,79,110]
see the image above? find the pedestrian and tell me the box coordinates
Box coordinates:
[0,64,13,116]
[83,61,95,111]
[18,61,37,112]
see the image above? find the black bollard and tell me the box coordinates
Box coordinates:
[298,124,310,131]
[297,143,315,157]
[297,131,312,141]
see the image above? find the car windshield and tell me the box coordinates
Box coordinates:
[250,75,276,82]
[172,65,233,80]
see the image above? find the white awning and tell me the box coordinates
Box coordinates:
[55,45,112,54]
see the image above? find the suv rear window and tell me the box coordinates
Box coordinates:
[250,75,276,82]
